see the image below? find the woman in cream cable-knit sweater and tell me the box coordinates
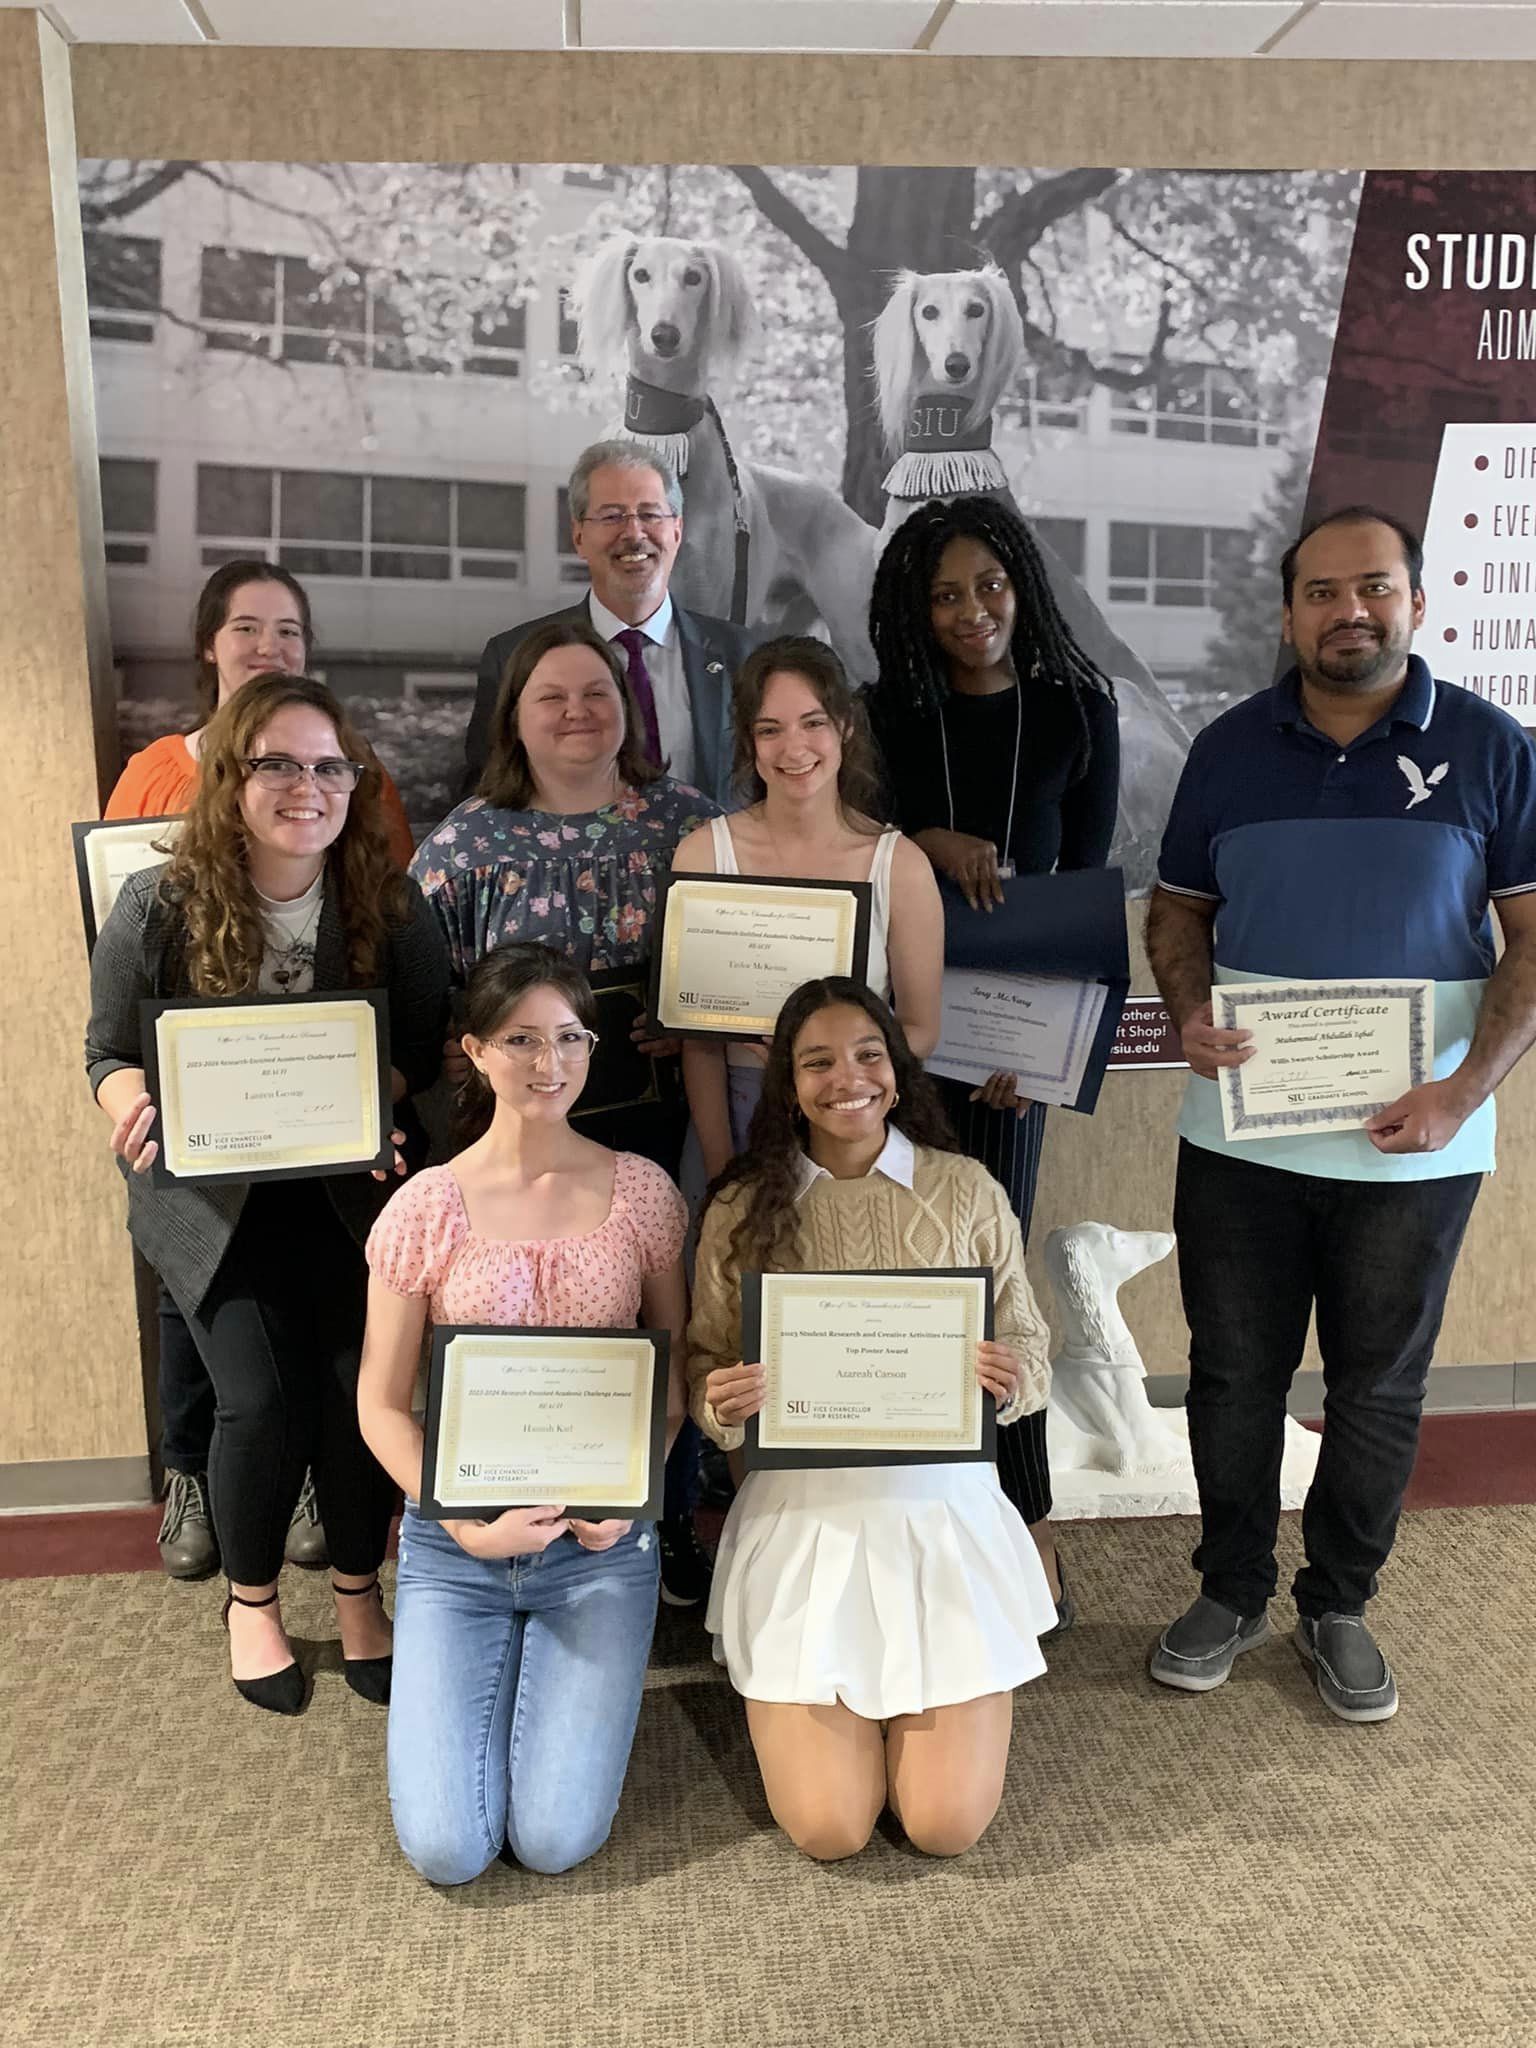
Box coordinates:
[687,977,1057,1861]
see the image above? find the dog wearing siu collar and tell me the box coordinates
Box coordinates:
[872,265,1193,890]
[573,234,879,676]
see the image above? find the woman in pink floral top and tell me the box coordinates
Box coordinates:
[358,942,688,1885]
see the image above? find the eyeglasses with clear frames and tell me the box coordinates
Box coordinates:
[580,509,677,533]
[244,755,365,792]
[487,1027,600,1066]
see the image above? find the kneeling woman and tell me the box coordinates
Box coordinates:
[358,943,688,1884]
[688,980,1056,1861]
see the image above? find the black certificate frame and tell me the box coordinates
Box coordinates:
[570,963,668,1119]
[72,815,180,957]
[139,987,394,1187]
[418,1325,671,1524]
[741,1267,997,1471]
[648,869,874,1042]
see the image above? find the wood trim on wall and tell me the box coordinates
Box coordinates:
[69,46,1536,171]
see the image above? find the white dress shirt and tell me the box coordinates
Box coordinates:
[794,1124,916,1201]
[587,590,695,787]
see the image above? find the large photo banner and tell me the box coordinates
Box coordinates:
[77,161,1536,879]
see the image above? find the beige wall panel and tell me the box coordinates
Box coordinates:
[50,39,1536,1386]
[0,10,144,1465]
[68,47,1536,170]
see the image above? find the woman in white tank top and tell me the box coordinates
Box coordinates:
[671,637,944,1179]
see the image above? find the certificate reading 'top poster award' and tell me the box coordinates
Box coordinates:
[742,1268,996,1470]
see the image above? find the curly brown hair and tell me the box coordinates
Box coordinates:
[161,674,413,995]
[705,976,956,1274]
[729,635,884,822]
[479,619,662,809]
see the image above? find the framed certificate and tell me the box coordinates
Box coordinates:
[73,816,182,955]
[1216,979,1434,1141]
[419,1326,670,1522]
[570,964,668,1120]
[742,1268,996,1470]
[140,990,393,1185]
[929,969,1108,1110]
[649,871,872,1040]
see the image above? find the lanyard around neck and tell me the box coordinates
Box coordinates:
[939,686,1021,863]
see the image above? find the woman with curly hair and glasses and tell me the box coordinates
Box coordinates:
[671,635,944,1184]
[687,979,1056,1862]
[867,495,1122,1635]
[105,559,416,1586]
[86,675,449,1717]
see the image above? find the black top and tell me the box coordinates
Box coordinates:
[870,679,1120,875]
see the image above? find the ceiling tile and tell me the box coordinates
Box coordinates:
[580,0,936,51]
[199,0,564,49]
[11,0,208,39]
[1269,3,1536,59]
[934,1,1300,57]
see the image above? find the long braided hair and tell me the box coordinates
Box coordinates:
[703,977,958,1276]
[868,497,1115,761]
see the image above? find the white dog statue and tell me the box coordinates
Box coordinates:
[1042,1219,1322,1519]
[1043,1222,1185,1477]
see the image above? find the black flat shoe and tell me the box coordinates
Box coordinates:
[222,1586,306,1716]
[335,1576,393,1705]
[1039,1555,1078,1644]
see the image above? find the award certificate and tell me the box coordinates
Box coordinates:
[73,816,182,954]
[419,1327,669,1522]
[651,872,872,1039]
[928,969,1108,1108]
[142,991,391,1184]
[1216,979,1434,1141]
[743,1269,996,1470]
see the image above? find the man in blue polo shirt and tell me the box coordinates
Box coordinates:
[1144,505,1536,1722]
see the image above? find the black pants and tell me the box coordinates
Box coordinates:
[172,1183,395,1585]
[1174,1140,1481,1619]
[936,1079,1052,1524]
[158,1283,215,1477]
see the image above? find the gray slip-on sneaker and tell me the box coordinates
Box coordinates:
[1149,1594,1273,1692]
[1294,1613,1399,1723]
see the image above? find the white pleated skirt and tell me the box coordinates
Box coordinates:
[706,1462,1057,1720]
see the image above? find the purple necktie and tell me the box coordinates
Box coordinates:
[614,627,665,772]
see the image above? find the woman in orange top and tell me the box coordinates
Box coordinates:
[107,559,415,864]
[107,559,416,1583]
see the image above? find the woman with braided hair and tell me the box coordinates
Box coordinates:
[866,494,1121,1636]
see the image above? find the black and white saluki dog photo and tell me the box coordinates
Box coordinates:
[574,234,878,676]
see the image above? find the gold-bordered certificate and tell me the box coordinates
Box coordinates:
[419,1327,670,1522]
[649,871,872,1039]
[141,991,391,1185]
[742,1268,996,1470]
[72,816,182,955]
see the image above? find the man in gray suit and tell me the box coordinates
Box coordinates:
[462,440,756,803]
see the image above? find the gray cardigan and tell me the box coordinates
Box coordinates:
[85,865,450,1315]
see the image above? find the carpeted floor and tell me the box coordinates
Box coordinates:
[6,1506,1536,2048]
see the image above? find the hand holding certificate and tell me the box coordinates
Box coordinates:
[1216,979,1434,1141]
[650,872,872,1039]
[740,1269,997,1469]
[419,1328,670,1523]
[929,970,1108,1110]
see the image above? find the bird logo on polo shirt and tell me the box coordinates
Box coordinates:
[1397,755,1449,811]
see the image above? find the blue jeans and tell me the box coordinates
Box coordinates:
[1174,1140,1480,1620]
[387,1508,660,1884]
